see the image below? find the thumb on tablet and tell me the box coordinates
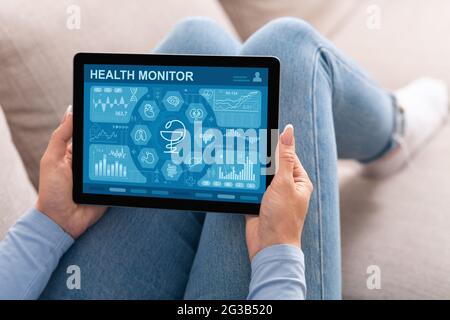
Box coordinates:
[276,124,296,180]
[47,105,73,159]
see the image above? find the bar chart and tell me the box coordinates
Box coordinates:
[89,144,146,183]
[218,157,255,182]
[198,156,260,190]
[94,154,127,178]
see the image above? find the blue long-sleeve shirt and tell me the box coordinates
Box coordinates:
[0,208,306,300]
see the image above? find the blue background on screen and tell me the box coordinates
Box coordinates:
[83,64,269,204]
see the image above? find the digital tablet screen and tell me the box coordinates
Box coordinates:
[74,54,279,214]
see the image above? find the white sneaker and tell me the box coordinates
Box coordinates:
[362,78,449,178]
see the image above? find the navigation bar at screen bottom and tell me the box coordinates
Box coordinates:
[83,184,261,203]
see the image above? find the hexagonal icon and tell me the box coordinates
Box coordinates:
[138,100,160,121]
[185,103,208,123]
[138,148,159,169]
[184,175,196,187]
[161,160,183,181]
[130,125,151,145]
[163,91,184,111]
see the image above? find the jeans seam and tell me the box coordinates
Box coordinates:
[311,47,326,299]
[319,46,398,163]
[318,47,383,94]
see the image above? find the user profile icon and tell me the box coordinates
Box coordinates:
[252,72,262,82]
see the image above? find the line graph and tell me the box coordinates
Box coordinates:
[108,147,127,159]
[89,86,146,123]
[214,91,259,112]
[199,88,261,128]
[89,125,119,143]
[93,96,128,112]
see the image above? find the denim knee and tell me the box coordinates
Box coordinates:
[245,17,324,52]
[241,17,329,79]
[157,16,240,55]
[261,17,320,42]
[173,16,223,34]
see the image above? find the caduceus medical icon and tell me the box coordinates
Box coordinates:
[160,119,186,154]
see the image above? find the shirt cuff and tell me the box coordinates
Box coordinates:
[248,244,306,300]
[251,244,304,270]
[22,208,74,255]
[0,208,74,299]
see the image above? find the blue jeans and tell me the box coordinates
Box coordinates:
[40,17,400,300]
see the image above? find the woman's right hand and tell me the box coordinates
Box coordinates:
[245,124,313,261]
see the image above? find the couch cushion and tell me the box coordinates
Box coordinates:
[331,0,450,89]
[0,105,37,239]
[339,123,450,299]
[0,0,235,187]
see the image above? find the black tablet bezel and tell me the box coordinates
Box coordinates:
[73,53,279,215]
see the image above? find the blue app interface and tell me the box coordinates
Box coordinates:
[83,64,269,204]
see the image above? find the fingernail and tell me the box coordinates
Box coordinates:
[61,105,73,123]
[281,124,294,146]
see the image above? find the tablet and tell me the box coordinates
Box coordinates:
[73,53,279,214]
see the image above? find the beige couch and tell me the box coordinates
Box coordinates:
[0,0,449,299]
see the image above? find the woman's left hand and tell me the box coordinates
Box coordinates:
[36,106,107,239]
